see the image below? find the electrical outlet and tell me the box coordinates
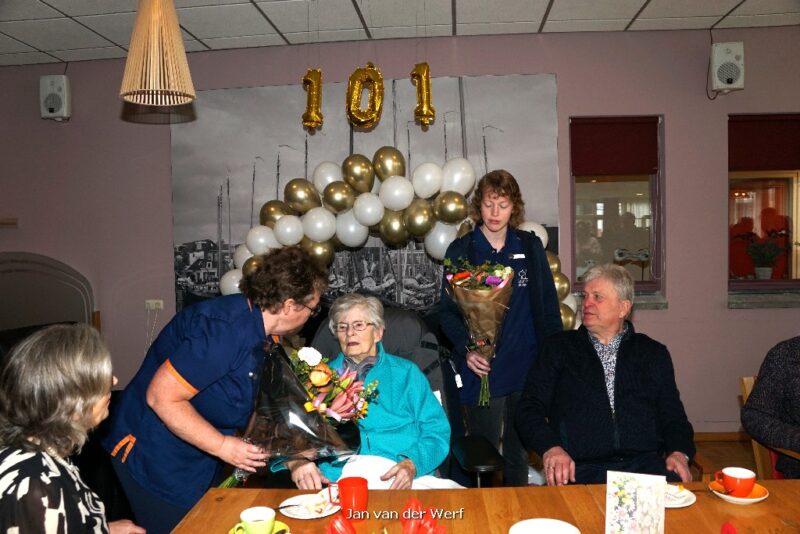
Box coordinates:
[145,299,164,310]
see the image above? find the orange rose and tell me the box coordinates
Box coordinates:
[308,363,332,387]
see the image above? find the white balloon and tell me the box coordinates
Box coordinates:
[302,206,337,242]
[563,293,578,312]
[412,162,443,199]
[233,244,253,269]
[518,221,549,248]
[246,225,280,255]
[424,221,459,260]
[441,158,476,195]
[273,215,304,246]
[312,161,342,194]
[336,209,369,247]
[220,269,243,295]
[353,192,385,227]
[378,176,415,211]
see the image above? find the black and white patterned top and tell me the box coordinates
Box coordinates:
[588,323,629,414]
[0,447,108,533]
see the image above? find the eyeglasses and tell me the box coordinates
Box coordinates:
[300,302,322,318]
[335,321,374,333]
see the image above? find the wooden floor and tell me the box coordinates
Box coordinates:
[695,439,756,474]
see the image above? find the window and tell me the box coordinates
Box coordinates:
[729,114,800,289]
[570,117,662,293]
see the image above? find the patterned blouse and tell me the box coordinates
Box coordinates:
[588,323,629,414]
[0,447,108,533]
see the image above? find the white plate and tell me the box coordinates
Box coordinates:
[665,485,697,508]
[508,518,581,534]
[278,493,340,520]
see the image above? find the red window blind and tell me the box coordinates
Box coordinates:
[729,114,800,171]
[570,116,659,176]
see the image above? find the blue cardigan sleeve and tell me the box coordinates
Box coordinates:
[439,237,469,360]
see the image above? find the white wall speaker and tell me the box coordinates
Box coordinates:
[40,74,71,120]
[711,42,744,92]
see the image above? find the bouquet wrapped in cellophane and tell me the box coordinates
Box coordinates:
[444,257,514,407]
[220,343,378,488]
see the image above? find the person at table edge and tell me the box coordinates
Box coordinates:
[516,263,695,485]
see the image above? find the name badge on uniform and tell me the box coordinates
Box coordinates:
[510,253,526,259]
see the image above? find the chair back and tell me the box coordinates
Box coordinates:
[740,376,784,480]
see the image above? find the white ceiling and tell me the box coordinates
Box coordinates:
[0,0,798,66]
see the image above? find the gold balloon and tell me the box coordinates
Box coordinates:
[302,68,323,130]
[546,251,561,274]
[410,62,435,126]
[342,154,375,194]
[378,209,409,246]
[346,62,384,129]
[560,302,576,331]
[403,198,435,237]
[433,191,468,224]
[373,146,406,182]
[300,236,335,267]
[283,178,321,214]
[457,219,474,238]
[553,271,571,301]
[259,200,295,228]
[323,181,356,213]
[242,255,265,278]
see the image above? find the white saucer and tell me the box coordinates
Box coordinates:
[508,518,580,533]
[278,493,340,520]
[665,485,696,508]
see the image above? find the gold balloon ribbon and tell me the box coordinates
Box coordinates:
[302,68,323,130]
[410,62,435,126]
[346,62,384,129]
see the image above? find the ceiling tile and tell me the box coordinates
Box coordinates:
[717,12,800,27]
[52,46,127,62]
[184,40,210,52]
[257,0,361,33]
[542,19,630,32]
[546,0,643,21]
[177,4,277,39]
[733,0,800,16]
[203,33,286,49]
[0,32,35,53]
[43,0,138,17]
[286,28,368,44]
[77,12,136,48]
[457,0,548,24]
[0,51,60,65]
[355,0,451,28]
[0,0,62,21]
[630,16,720,31]
[457,21,540,35]
[370,24,452,39]
[639,0,741,19]
[0,18,114,50]
[175,0,250,7]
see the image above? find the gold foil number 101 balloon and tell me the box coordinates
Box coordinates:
[410,62,435,126]
[302,68,323,130]
[346,62,384,129]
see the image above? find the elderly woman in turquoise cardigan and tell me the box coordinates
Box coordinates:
[286,293,450,490]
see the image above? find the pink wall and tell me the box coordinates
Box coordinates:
[1,26,798,432]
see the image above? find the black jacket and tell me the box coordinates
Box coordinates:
[516,323,695,462]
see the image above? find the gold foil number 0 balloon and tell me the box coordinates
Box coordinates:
[410,62,435,126]
[346,62,384,129]
[302,68,323,130]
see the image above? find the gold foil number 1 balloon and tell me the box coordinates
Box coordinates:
[346,62,384,129]
[302,68,323,130]
[410,62,435,126]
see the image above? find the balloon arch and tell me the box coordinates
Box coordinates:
[219,146,577,330]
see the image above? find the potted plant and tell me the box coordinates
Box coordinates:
[747,239,782,279]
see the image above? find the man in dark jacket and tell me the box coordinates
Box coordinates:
[516,263,694,485]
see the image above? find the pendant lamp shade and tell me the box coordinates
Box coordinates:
[120,0,195,106]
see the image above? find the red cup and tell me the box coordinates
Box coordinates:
[714,467,756,497]
[329,477,368,521]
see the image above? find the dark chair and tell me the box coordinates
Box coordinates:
[311,305,503,487]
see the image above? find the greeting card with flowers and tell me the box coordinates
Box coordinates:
[604,470,665,534]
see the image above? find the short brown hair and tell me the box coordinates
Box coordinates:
[239,246,328,313]
[469,169,525,228]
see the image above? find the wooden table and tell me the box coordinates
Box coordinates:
[173,481,800,533]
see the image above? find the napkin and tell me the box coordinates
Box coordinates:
[605,470,666,534]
